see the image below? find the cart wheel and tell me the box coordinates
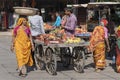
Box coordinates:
[45,47,57,75]
[61,47,71,67]
[34,45,44,70]
[72,47,85,73]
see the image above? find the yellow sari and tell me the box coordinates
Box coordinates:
[90,26,105,69]
[14,27,33,68]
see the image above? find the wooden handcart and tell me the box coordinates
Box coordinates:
[33,39,90,75]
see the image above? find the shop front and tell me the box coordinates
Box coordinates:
[32,0,67,22]
[0,0,21,30]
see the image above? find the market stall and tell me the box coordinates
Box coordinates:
[33,28,90,75]
[87,2,120,29]
[13,6,91,75]
[67,2,120,32]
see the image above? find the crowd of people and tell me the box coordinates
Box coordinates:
[10,7,120,77]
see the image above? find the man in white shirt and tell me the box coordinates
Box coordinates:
[28,11,45,70]
[29,11,45,37]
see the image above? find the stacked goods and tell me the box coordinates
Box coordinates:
[47,33,56,40]
[50,28,61,34]
[50,28,66,40]
[59,29,65,34]
[75,27,88,35]
[44,23,53,30]
[35,27,87,44]
[65,36,81,44]
[35,34,44,41]
[74,27,91,38]
[75,28,82,34]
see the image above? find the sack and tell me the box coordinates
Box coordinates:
[116,38,120,49]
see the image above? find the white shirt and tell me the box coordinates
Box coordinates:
[29,15,45,36]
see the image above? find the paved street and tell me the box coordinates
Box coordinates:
[0,31,120,80]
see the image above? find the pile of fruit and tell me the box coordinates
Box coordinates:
[75,27,87,34]
[44,23,53,30]
[65,37,81,44]
[36,27,87,44]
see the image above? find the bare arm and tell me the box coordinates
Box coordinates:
[29,34,34,46]
[12,35,15,46]
[29,34,34,51]
[11,34,15,52]
[105,38,110,52]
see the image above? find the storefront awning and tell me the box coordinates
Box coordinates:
[88,2,120,8]
[67,2,120,8]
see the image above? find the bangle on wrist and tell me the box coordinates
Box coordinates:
[12,44,14,47]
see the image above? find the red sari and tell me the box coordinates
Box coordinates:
[90,26,105,69]
[116,29,120,73]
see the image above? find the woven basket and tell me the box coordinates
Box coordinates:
[13,7,38,16]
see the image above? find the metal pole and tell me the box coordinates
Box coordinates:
[73,0,78,15]
[99,9,101,24]
[108,7,111,34]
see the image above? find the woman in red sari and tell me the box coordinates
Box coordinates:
[116,26,120,73]
[90,21,110,72]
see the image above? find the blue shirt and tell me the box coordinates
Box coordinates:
[53,16,61,27]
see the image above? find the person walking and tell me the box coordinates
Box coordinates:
[62,8,77,37]
[28,10,45,70]
[115,25,120,73]
[11,17,34,77]
[90,21,110,72]
[107,21,116,61]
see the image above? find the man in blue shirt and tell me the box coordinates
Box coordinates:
[53,12,61,28]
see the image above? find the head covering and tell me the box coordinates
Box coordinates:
[101,19,108,27]
[117,25,120,31]
[16,18,25,26]
[16,18,29,27]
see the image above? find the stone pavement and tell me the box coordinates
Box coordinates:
[0,32,120,80]
[0,30,12,36]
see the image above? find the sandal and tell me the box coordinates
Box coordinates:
[19,70,22,76]
[21,74,27,77]
[19,70,27,77]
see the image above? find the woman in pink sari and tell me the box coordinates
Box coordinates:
[11,17,34,77]
[90,21,110,72]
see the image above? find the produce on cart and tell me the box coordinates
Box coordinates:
[44,23,54,33]
[33,26,90,75]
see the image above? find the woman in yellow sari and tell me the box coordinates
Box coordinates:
[90,21,110,72]
[11,17,34,76]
